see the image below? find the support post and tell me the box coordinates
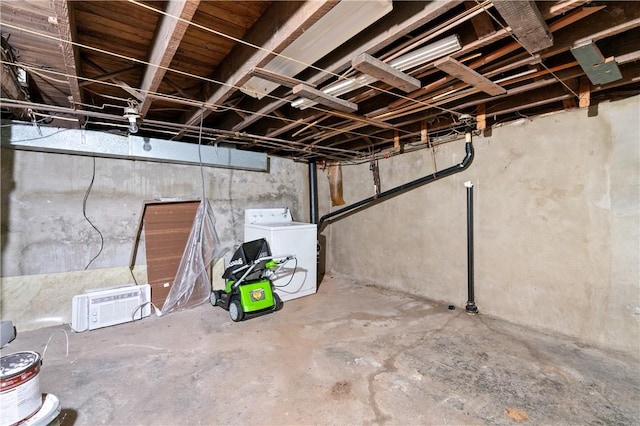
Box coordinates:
[309,160,319,224]
[465,176,479,314]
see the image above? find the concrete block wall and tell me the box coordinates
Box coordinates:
[1,151,308,330]
[319,95,640,356]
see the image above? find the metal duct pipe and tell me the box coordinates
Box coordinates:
[309,160,319,224]
[318,138,474,231]
[465,179,478,314]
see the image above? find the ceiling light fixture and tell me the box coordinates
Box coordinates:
[291,34,462,110]
[241,0,393,100]
[123,99,140,134]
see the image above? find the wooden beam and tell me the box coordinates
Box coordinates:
[352,53,421,93]
[138,0,200,116]
[464,1,495,39]
[476,103,486,131]
[83,57,144,101]
[79,65,140,87]
[231,99,290,132]
[420,121,428,142]
[266,113,324,138]
[493,1,553,53]
[250,67,315,89]
[228,1,461,133]
[616,50,640,65]
[292,84,358,113]
[178,1,338,135]
[578,76,591,108]
[51,0,82,107]
[434,57,506,96]
[394,130,401,151]
[548,0,590,16]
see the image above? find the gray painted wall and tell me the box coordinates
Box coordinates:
[319,96,640,356]
[2,152,308,276]
[1,149,308,329]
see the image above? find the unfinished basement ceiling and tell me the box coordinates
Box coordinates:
[1,1,639,163]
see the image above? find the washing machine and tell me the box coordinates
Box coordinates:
[244,208,317,302]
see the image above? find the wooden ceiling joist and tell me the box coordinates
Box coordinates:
[464,1,495,39]
[51,0,82,108]
[493,0,553,53]
[352,53,421,93]
[292,84,358,113]
[229,0,462,133]
[250,67,315,89]
[138,0,200,116]
[178,1,338,134]
[434,57,506,96]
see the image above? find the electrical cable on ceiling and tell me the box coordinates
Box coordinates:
[83,156,104,270]
[1,1,613,160]
[0,18,466,127]
[128,0,467,117]
[473,0,580,99]
[1,60,398,145]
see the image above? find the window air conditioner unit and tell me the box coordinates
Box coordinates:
[71,284,151,332]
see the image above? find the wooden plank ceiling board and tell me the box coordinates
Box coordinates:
[0,1,638,162]
[352,53,421,93]
[492,0,553,53]
[434,57,506,96]
[293,84,359,113]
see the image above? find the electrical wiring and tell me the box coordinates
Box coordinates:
[128,0,468,118]
[83,156,105,270]
[0,127,71,141]
[272,257,298,290]
[41,329,70,359]
[1,60,398,145]
[0,97,379,160]
[473,0,580,99]
[0,20,468,127]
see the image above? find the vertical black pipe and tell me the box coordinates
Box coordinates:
[465,179,478,314]
[309,160,319,224]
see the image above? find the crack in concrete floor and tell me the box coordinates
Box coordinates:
[3,276,639,425]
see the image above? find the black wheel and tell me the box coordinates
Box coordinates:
[273,292,283,312]
[229,298,244,322]
[210,291,219,306]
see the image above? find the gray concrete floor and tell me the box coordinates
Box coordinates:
[5,276,640,425]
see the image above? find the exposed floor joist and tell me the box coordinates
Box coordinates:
[492,0,553,53]
[51,0,82,109]
[434,57,506,96]
[138,0,200,116]
[177,1,339,137]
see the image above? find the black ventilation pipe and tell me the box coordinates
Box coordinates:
[465,180,478,314]
[318,137,474,232]
[309,160,319,224]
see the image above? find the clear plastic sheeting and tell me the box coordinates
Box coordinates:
[160,198,230,315]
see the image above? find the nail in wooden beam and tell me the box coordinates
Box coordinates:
[434,57,506,96]
[292,84,358,113]
[493,1,553,53]
[352,53,421,93]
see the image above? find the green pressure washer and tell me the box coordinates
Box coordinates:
[211,238,295,322]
